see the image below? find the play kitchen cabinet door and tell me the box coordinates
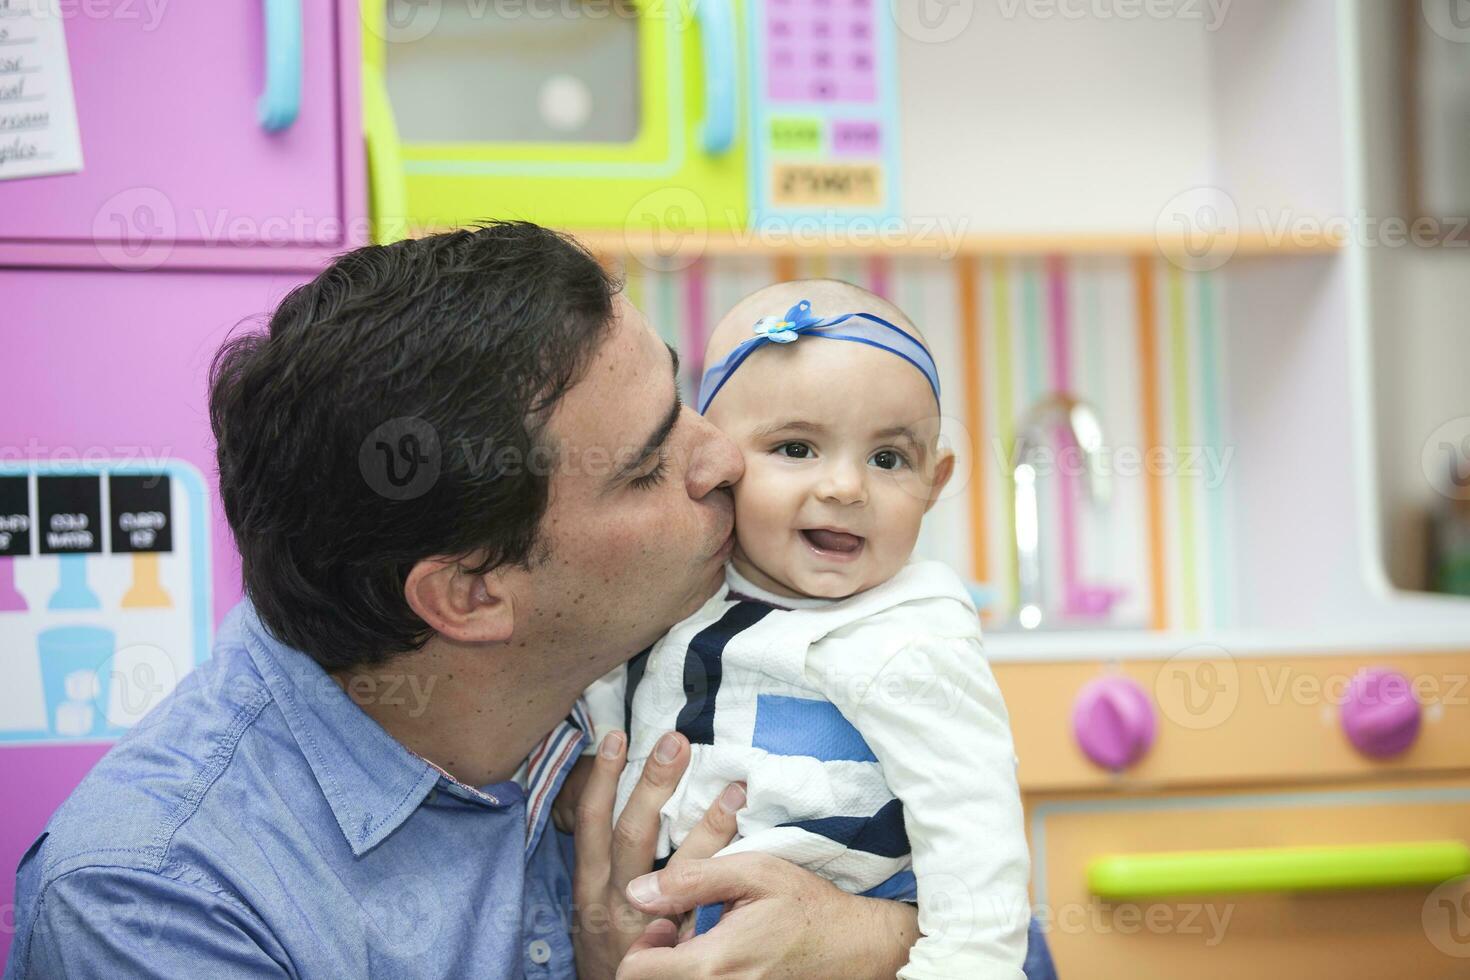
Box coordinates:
[0,264,313,967]
[0,266,312,625]
[0,2,360,268]
[1028,778,1470,979]
[994,652,1470,794]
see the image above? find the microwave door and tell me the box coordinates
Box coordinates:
[384,0,640,145]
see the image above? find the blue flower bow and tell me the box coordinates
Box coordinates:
[752,300,821,344]
[698,297,942,415]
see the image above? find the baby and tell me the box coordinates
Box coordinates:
[586,280,1030,979]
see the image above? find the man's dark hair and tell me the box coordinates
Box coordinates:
[209,222,619,670]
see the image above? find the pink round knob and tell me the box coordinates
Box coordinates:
[1340,668,1421,758]
[1073,675,1156,770]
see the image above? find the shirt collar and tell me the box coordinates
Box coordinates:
[520,699,591,857]
[237,602,443,856]
[234,601,591,858]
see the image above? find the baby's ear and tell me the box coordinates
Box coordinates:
[924,449,956,512]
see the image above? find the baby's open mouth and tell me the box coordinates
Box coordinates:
[800,528,865,558]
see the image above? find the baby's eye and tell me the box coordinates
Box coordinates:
[869,449,908,471]
[777,442,812,459]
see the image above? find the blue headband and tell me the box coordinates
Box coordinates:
[697,300,942,415]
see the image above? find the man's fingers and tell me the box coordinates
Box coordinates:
[573,731,627,880]
[615,921,704,980]
[624,853,781,917]
[552,755,595,834]
[622,917,678,958]
[610,731,690,886]
[667,782,744,865]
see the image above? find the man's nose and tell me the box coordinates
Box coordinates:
[685,410,744,498]
[816,460,867,506]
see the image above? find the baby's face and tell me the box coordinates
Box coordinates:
[706,336,952,600]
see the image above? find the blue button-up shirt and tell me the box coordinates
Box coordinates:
[5,601,590,979]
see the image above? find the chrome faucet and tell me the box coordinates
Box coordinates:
[1011,394,1114,630]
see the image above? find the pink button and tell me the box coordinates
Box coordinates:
[831,120,881,155]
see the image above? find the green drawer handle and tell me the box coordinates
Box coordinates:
[1089,841,1470,899]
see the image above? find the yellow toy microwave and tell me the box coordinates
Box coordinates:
[362,0,901,240]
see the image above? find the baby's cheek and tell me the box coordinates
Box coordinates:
[871,487,926,557]
[731,468,789,552]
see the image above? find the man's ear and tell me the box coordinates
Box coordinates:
[404,555,515,644]
[924,450,956,513]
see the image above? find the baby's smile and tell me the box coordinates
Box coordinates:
[799,526,865,560]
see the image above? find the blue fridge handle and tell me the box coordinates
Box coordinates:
[694,0,737,154]
[258,0,302,132]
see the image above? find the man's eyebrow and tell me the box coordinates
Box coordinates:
[608,345,683,486]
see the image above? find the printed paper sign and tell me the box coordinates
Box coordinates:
[0,1,84,181]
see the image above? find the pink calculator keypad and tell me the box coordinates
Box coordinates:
[766,0,879,104]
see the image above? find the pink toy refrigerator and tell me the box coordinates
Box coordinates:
[0,2,366,963]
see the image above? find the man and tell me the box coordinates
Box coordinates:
[5,223,920,978]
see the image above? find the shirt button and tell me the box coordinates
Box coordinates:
[527,939,552,965]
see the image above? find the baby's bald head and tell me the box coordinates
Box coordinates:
[704,278,927,368]
[696,278,953,601]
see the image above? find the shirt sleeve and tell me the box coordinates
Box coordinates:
[580,663,628,756]
[808,633,1031,980]
[13,866,289,979]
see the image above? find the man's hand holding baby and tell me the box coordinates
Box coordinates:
[571,727,921,980]
[571,729,744,979]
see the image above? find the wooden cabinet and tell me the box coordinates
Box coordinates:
[1027,778,1470,979]
[994,652,1470,977]
[995,652,1470,794]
